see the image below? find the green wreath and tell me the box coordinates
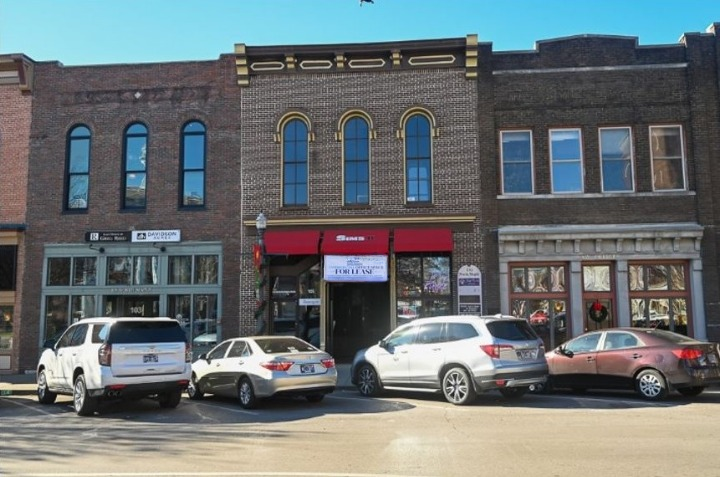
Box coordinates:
[587,301,608,323]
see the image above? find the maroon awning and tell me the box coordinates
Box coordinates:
[263,230,320,255]
[393,228,453,252]
[321,229,390,255]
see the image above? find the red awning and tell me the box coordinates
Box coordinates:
[321,229,390,255]
[263,230,320,255]
[393,228,453,252]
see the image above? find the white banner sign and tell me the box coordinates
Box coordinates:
[132,230,181,243]
[324,255,388,282]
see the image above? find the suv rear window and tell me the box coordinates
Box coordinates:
[486,320,538,341]
[107,321,187,344]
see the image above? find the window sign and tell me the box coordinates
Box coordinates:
[458,265,482,314]
[324,255,388,282]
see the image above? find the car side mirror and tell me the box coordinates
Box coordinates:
[199,353,208,361]
[558,346,574,358]
[378,339,387,349]
[42,339,56,349]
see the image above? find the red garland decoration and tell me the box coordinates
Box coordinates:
[587,300,609,323]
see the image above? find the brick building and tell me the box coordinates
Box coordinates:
[4,23,720,372]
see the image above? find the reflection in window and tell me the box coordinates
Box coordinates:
[194,255,219,284]
[404,113,432,203]
[123,123,148,209]
[107,257,132,285]
[73,257,97,286]
[0,306,13,350]
[343,116,370,205]
[583,265,611,292]
[71,295,95,321]
[66,125,91,210]
[45,295,69,340]
[47,258,71,286]
[282,118,309,207]
[650,125,685,191]
[600,127,634,192]
[181,121,206,207]
[629,262,689,335]
[501,130,533,194]
[133,256,159,285]
[0,246,18,291]
[550,128,583,193]
[396,255,450,320]
[168,256,192,284]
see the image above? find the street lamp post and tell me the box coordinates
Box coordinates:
[254,212,268,334]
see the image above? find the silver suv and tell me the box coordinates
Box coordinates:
[351,314,548,405]
[37,317,192,415]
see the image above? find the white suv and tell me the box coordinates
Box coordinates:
[37,317,192,415]
[351,314,548,405]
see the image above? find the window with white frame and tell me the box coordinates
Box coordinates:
[600,127,634,192]
[650,125,686,191]
[500,130,533,194]
[550,129,583,193]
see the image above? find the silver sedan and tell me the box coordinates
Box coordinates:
[187,336,337,409]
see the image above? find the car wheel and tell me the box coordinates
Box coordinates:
[677,386,705,397]
[238,377,257,409]
[442,367,476,405]
[306,394,324,403]
[158,389,182,409]
[635,369,668,400]
[356,364,382,397]
[499,387,528,399]
[187,373,204,400]
[73,374,98,416]
[37,369,57,404]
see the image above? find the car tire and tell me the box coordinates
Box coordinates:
[356,364,382,397]
[306,394,324,403]
[499,387,528,399]
[37,369,57,404]
[187,373,204,400]
[238,377,257,409]
[442,367,476,405]
[158,389,182,409]
[677,386,705,397]
[73,374,98,416]
[635,369,668,400]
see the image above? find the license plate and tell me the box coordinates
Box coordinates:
[517,349,537,360]
[300,364,315,374]
[143,353,158,363]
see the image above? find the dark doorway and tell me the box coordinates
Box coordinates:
[329,282,390,362]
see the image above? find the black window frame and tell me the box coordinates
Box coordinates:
[180,120,206,208]
[122,122,149,210]
[65,124,91,211]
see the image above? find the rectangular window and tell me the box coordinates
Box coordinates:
[107,257,132,285]
[396,256,451,321]
[0,246,17,291]
[0,306,13,350]
[650,125,686,191]
[71,295,96,321]
[194,255,219,284]
[73,257,97,286]
[629,262,689,335]
[47,257,71,286]
[600,127,634,192]
[500,130,533,194]
[168,256,192,285]
[45,295,70,340]
[550,129,583,193]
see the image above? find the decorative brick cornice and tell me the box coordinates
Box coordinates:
[0,54,34,92]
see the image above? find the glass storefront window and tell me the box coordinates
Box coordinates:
[396,255,451,321]
[0,246,17,291]
[423,257,450,295]
[73,257,97,286]
[169,256,192,284]
[133,256,159,285]
[47,258,71,286]
[0,306,13,350]
[629,262,690,335]
[272,276,297,299]
[583,265,611,292]
[71,295,96,321]
[45,295,69,340]
[107,257,132,285]
[195,255,218,284]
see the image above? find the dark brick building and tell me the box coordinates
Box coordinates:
[4,23,720,372]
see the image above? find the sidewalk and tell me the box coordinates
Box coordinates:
[0,364,354,397]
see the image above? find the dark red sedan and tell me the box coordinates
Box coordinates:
[545,328,720,400]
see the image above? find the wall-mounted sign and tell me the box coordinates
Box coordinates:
[299,298,321,306]
[324,255,388,282]
[132,230,181,243]
[458,265,482,315]
[85,231,131,242]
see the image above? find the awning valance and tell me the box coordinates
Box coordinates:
[321,229,389,255]
[263,230,320,255]
[393,228,453,252]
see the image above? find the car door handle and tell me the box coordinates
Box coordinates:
[632,353,642,359]
[586,357,595,362]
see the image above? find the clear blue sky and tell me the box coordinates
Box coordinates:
[1,0,718,66]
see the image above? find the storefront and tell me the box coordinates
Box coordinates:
[262,227,454,361]
[0,229,21,371]
[498,223,706,350]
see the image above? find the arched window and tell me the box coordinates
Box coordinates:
[404,113,432,203]
[343,116,370,205]
[123,123,148,209]
[181,121,206,207]
[282,118,308,207]
[66,125,91,210]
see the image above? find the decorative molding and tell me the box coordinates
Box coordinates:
[465,34,478,79]
[250,61,285,72]
[243,214,476,228]
[391,50,402,67]
[234,43,249,86]
[348,58,386,69]
[300,60,333,70]
[408,54,456,66]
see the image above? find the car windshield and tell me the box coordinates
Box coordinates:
[254,337,317,354]
[108,321,187,344]
[487,320,538,341]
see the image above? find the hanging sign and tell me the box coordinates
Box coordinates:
[132,230,181,243]
[324,255,388,282]
[458,265,482,314]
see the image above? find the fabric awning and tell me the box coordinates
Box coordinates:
[393,228,453,252]
[321,229,390,255]
[263,230,320,255]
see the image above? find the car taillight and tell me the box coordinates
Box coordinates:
[260,361,294,371]
[321,358,335,369]
[480,344,514,359]
[185,343,192,363]
[98,343,111,366]
[672,348,704,360]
